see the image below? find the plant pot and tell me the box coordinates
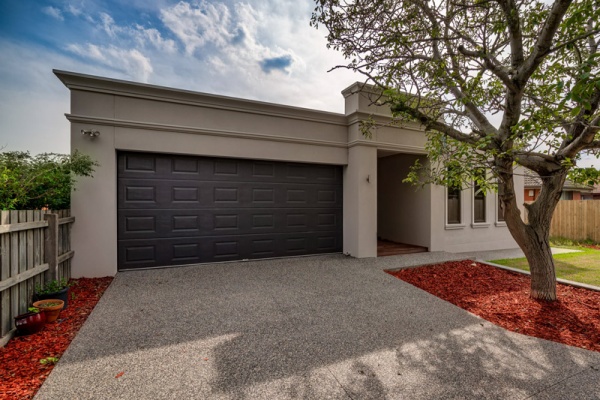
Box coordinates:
[14,311,46,335]
[33,299,65,323]
[35,287,69,309]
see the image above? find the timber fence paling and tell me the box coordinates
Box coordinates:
[0,210,74,347]
[549,200,600,243]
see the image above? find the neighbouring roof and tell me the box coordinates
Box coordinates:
[523,168,593,192]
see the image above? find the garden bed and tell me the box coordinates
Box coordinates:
[387,260,599,352]
[0,277,113,399]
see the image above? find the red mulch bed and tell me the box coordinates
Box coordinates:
[583,244,600,250]
[0,277,113,399]
[387,260,600,352]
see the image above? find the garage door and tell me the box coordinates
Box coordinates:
[117,152,343,270]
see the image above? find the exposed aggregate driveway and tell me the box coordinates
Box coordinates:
[35,253,600,399]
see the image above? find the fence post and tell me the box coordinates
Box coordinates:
[44,213,59,282]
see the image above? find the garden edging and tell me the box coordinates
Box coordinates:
[476,259,600,292]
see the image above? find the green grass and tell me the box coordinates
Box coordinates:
[491,246,600,287]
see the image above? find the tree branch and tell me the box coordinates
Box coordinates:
[494,0,524,70]
[584,140,600,150]
[390,102,480,145]
[457,45,518,91]
[548,28,600,55]
[517,0,573,83]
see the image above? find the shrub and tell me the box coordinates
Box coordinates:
[0,151,98,210]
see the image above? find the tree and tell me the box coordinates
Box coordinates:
[0,151,98,210]
[312,0,600,300]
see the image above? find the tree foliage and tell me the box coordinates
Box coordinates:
[312,0,600,300]
[0,151,98,210]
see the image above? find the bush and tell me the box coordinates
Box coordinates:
[0,151,98,210]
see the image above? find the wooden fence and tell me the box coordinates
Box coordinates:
[549,200,600,243]
[0,210,74,347]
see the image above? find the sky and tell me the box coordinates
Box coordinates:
[0,0,357,155]
[0,0,597,168]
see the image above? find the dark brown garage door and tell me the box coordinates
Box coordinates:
[117,152,343,270]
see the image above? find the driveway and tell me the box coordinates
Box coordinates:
[35,253,600,399]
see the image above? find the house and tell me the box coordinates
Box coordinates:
[55,70,524,277]
[581,184,600,200]
[523,168,593,201]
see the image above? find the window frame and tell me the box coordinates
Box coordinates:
[445,185,465,229]
[471,181,490,228]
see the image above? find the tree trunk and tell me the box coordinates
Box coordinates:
[498,165,566,301]
[519,229,557,301]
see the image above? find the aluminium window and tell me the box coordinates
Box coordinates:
[497,182,505,223]
[447,186,462,225]
[473,183,486,223]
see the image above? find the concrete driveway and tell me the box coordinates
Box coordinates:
[35,253,600,399]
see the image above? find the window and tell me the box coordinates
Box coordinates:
[473,183,486,223]
[497,182,505,223]
[447,186,462,225]
[560,191,573,200]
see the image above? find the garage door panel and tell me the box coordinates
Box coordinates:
[118,180,342,209]
[118,152,342,270]
[118,208,343,239]
[118,230,343,269]
[119,153,343,184]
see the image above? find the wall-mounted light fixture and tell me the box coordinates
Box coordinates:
[81,129,100,138]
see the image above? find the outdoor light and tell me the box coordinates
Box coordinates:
[81,129,100,138]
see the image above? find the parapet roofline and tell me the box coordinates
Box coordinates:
[53,69,352,125]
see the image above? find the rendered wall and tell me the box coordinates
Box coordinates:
[377,154,430,248]
[429,172,525,252]
[343,145,378,258]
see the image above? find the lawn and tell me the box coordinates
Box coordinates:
[491,246,600,287]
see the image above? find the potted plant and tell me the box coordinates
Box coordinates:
[14,307,46,335]
[35,278,71,309]
[32,299,65,323]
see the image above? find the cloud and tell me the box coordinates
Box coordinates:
[160,1,234,55]
[259,55,293,73]
[42,6,64,21]
[67,44,153,82]
[65,4,82,17]
[133,25,177,53]
[159,1,300,76]
[100,12,120,38]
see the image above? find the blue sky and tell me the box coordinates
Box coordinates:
[0,0,357,154]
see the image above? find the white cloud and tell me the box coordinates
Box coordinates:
[66,4,82,17]
[133,25,177,54]
[99,12,121,38]
[153,1,356,112]
[67,44,154,82]
[42,6,64,21]
[160,1,234,55]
